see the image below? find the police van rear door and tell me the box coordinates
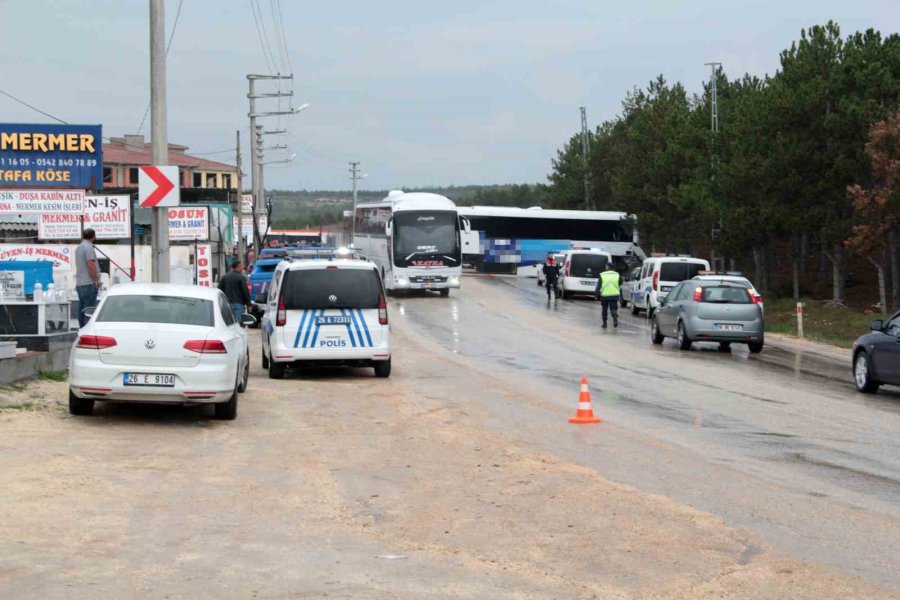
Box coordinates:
[280,267,385,351]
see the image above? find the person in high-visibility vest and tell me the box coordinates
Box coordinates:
[596,267,622,328]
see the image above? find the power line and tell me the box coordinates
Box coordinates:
[0,88,68,124]
[249,0,277,74]
[136,0,186,133]
[274,0,293,75]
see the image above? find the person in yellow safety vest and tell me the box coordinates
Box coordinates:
[595,267,622,328]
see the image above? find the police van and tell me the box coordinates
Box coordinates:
[558,248,613,299]
[260,257,391,379]
[632,255,710,317]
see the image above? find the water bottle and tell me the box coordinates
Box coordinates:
[33,282,43,303]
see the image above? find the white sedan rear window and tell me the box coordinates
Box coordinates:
[97,295,215,327]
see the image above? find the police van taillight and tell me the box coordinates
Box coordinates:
[652,270,659,292]
[276,296,287,326]
[378,295,388,325]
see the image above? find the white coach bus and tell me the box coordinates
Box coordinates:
[353,191,465,295]
[457,205,644,275]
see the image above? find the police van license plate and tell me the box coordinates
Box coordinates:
[124,373,175,387]
[316,316,351,325]
[714,324,743,332]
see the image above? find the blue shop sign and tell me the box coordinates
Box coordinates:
[0,123,103,189]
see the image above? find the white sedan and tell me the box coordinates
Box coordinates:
[69,284,254,420]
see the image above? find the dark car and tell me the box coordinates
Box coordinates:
[852,311,900,393]
[247,258,282,323]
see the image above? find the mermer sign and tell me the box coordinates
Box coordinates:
[0,189,85,214]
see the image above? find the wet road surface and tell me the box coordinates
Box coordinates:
[392,275,900,588]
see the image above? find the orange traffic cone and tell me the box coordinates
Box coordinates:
[568,376,601,424]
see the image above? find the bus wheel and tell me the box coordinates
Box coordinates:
[440,288,450,297]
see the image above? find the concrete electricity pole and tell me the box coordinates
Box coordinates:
[580,106,592,210]
[247,73,299,253]
[349,161,361,243]
[149,0,170,282]
[706,62,723,271]
[235,129,244,263]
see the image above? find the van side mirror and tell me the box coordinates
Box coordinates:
[385,220,393,236]
[658,297,667,306]
[240,314,258,327]
[460,216,471,233]
[83,306,96,317]
[870,319,884,332]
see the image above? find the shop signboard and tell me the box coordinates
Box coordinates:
[0,244,72,271]
[0,123,102,189]
[0,188,85,215]
[85,195,131,239]
[36,194,132,240]
[0,270,25,299]
[195,244,212,287]
[168,206,210,241]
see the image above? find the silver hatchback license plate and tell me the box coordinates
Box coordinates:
[714,324,743,332]
[124,373,176,387]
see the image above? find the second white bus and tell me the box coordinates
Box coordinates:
[353,191,464,295]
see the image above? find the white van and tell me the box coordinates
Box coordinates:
[632,256,710,317]
[559,249,613,299]
[260,257,391,379]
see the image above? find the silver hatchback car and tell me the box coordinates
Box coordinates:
[650,279,764,353]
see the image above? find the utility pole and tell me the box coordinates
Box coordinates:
[255,124,264,252]
[349,161,361,244]
[706,62,723,271]
[705,62,721,133]
[580,106,592,210]
[247,73,296,255]
[235,129,244,263]
[149,0,170,282]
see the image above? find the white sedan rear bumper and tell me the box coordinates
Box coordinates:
[69,355,236,404]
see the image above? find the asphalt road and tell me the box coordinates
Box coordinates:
[392,276,900,588]
[0,275,898,599]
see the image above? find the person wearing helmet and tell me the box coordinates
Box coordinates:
[542,254,561,301]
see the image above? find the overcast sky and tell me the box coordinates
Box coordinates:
[2,1,897,191]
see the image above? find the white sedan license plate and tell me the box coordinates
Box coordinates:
[124,373,176,387]
[714,324,743,332]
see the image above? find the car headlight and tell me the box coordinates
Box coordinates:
[449,275,460,285]
[394,276,409,287]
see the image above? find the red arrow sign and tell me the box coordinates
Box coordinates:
[139,165,178,208]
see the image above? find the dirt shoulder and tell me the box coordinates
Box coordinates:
[0,325,895,599]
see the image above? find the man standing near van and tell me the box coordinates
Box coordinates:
[597,266,621,328]
[219,260,252,325]
[75,228,101,328]
[542,255,561,301]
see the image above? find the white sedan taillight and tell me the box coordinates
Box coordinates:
[183,340,227,354]
[77,335,117,349]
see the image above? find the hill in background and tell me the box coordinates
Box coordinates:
[268,184,550,228]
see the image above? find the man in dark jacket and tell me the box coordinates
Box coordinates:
[542,255,561,301]
[219,260,252,326]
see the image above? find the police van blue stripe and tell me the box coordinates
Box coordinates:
[301,309,317,348]
[293,309,309,348]
[309,309,325,348]
[356,309,373,347]
[340,309,357,347]
[348,309,366,347]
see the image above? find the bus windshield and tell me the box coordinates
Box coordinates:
[393,211,460,267]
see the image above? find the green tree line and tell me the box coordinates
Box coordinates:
[547,21,900,310]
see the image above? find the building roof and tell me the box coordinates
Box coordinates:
[103,137,235,171]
